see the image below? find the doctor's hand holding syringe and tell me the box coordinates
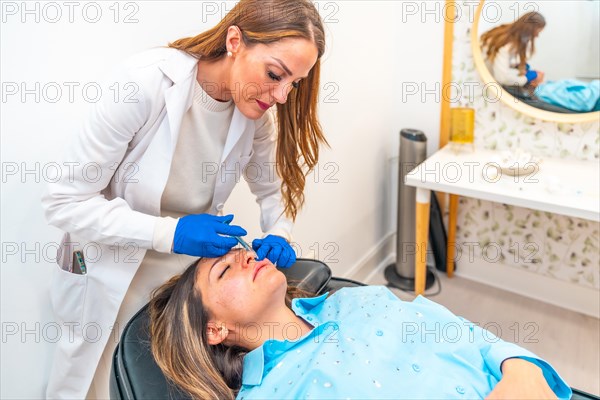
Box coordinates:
[172,213,296,267]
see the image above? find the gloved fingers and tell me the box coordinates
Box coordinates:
[267,244,283,266]
[214,223,247,237]
[251,239,263,251]
[211,235,239,250]
[192,237,234,256]
[277,249,291,268]
[214,214,234,224]
[286,248,298,268]
[254,243,269,261]
[288,249,297,267]
[277,246,294,268]
[279,244,297,268]
[200,236,237,258]
[212,214,247,236]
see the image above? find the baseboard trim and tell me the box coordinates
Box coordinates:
[343,234,600,319]
[455,257,600,319]
[342,232,396,283]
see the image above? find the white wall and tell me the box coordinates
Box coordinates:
[0,1,444,398]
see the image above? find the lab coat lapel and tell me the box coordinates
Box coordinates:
[221,107,249,163]
[158,51,198,151]
[164,75,194,151]
[158,50,250,162]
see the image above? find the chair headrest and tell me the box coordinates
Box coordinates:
[277,258,332,295]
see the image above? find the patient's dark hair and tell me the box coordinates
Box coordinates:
[148,258,314,400]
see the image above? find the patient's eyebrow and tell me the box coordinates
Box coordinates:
[209,256,225,283]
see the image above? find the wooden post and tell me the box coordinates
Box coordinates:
[415,188,431,295]
[446,194,459,277]
[437,0,456,214]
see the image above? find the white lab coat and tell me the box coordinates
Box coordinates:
[41,46,293,399]
[484,44,531,87]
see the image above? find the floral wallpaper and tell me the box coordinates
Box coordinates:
[451,1,600,289]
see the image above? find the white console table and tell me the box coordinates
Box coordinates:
[405,144,600,295]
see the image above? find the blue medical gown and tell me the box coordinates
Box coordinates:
[536,79,600,112]
[237,286,571,400]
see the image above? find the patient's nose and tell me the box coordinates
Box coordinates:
[241,251,255,269]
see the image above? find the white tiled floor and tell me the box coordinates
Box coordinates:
[362,268,600,395]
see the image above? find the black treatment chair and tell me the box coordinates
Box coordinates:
[502,85,579,114]
[110,259,599,400]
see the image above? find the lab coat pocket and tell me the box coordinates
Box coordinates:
[50,233,89,326]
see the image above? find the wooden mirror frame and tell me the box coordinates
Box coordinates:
[470,0,600,124]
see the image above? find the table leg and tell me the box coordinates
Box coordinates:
[446,194,459,278]
[415,188,431,295]
[435,191,446,216]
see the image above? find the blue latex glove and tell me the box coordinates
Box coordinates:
[173,214,247,257]
[525,70,538,83]
[252,235,296,268]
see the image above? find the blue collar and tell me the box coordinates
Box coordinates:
[241,292,329,386]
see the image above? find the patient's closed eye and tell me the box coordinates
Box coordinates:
[219,266,230,279]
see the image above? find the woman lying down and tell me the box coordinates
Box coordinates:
[149,248,571,400]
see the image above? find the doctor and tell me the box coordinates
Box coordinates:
[41,0,326,398]
[481,11,546,88]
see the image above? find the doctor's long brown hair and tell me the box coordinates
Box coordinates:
[148,258,314,400]
[168,0,327,221]
[481,11,545,75]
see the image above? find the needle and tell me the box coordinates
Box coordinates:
[235,235,252,251]
[224,219,252,250]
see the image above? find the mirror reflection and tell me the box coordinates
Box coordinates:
[478,2,600,114]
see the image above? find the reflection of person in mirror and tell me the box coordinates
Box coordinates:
[481,12,546,88]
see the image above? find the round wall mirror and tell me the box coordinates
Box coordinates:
[471,0,600,123]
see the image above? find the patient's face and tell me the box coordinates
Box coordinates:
[194,249,287,325]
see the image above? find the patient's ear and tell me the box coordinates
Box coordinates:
[206,321,229,345]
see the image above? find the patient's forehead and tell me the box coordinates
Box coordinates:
[199,249,245,265]
[195,249,246,278]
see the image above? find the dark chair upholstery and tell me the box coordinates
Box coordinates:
[110,259,598,400]
[502,85,579,114]
[110,302,188,400]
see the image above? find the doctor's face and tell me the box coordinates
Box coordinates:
[229,37,319,120]
[194,249,288,326]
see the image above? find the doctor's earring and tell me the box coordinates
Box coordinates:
[227,51,233,58]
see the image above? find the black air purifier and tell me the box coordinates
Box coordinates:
[385,129,447,291]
